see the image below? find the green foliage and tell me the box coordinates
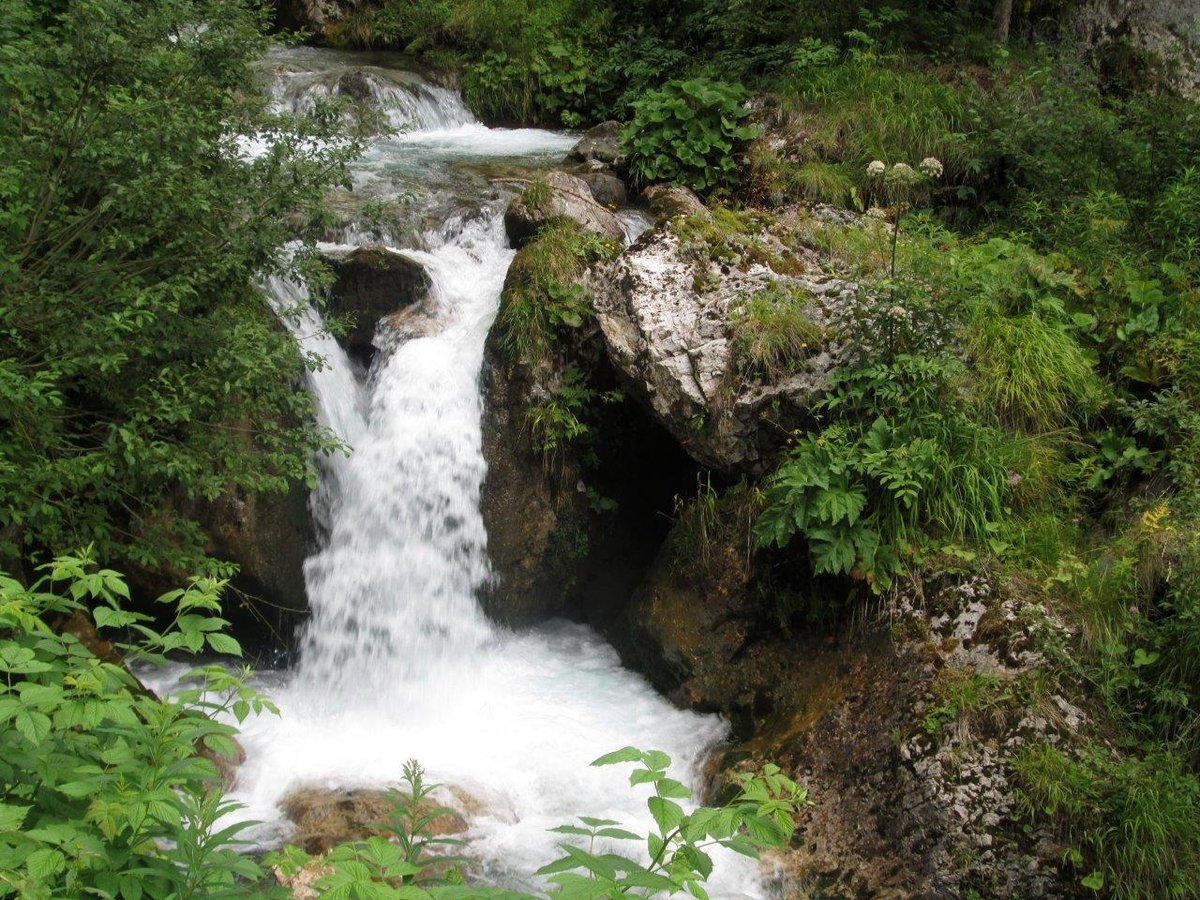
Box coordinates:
[1014,743,1200,899]
[528,366,623,466]
[537,747,808,899]
[622,79,760,194]
[0,0,356,574]
[2,552,811,898]
[0,551,275,898]
[780,58,975,196]
[498,220,617,367]
[921,665,1006,737]
[756,355,1011,589]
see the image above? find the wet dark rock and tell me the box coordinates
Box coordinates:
[189,476,314,659]
[323,246,432,364]
[580,171,628,208]
[336,69,372,101]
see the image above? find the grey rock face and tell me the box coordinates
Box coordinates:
[1074,0,1200,97]
[504,171,626,249]
[580,171,629,208]
[591,225,853,472]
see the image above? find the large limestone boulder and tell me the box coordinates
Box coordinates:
[567,120,623,166]
[504,171,626,249]
[323,246,431,364]
[591,210,854,472]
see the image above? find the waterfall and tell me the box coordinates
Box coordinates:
[296,217,505,700]
[146,49,769,898]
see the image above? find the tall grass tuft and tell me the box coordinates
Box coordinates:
[968,312,1102,433]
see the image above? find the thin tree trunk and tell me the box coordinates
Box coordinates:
[993,0,1013,43]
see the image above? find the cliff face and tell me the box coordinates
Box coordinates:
[1074,0,1200,96]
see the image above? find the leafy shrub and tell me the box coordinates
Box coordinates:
[756,355,1011,588]
[0,0,353,574]
[464,43,596,126]
[622,78,760,194]
[0,552,272,897]
[536,746,807,898]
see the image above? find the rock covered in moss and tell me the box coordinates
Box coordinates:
[591,207,856,472]
[281,785,469,855]
[503,171,626,249]
[641,184,708,221]
[567,120,623,165]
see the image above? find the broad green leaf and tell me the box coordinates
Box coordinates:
[591,746,643,767]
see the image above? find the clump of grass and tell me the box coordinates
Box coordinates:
[922,665,1008,737]
[672,206,774,264]
[518,177,554,216]
[785,216,892,278]
[781,59,977,186]
[667,478,758,576]
[498,218,618,366]
[745,147,856,208]
[1013,743,1200,899]
[968,312,1102,433]
[730,281,824,380]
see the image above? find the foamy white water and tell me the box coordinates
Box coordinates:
[152,48,769,897]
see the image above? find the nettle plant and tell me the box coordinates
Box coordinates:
[622,79,761,194]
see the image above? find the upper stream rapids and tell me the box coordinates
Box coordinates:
[145,46,770,898]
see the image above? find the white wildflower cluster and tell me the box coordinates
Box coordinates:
[866,206,888,220]
[866,159,887,177]
[886,161,918,186]
[919,156,944,178]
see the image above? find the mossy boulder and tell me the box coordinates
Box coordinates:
[567,120,624,166]
[504,171,625,250]
[641,185,708,221]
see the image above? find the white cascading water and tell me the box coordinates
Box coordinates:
[150,48,771,897]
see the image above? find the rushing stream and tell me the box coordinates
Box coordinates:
[149,46,768,897]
